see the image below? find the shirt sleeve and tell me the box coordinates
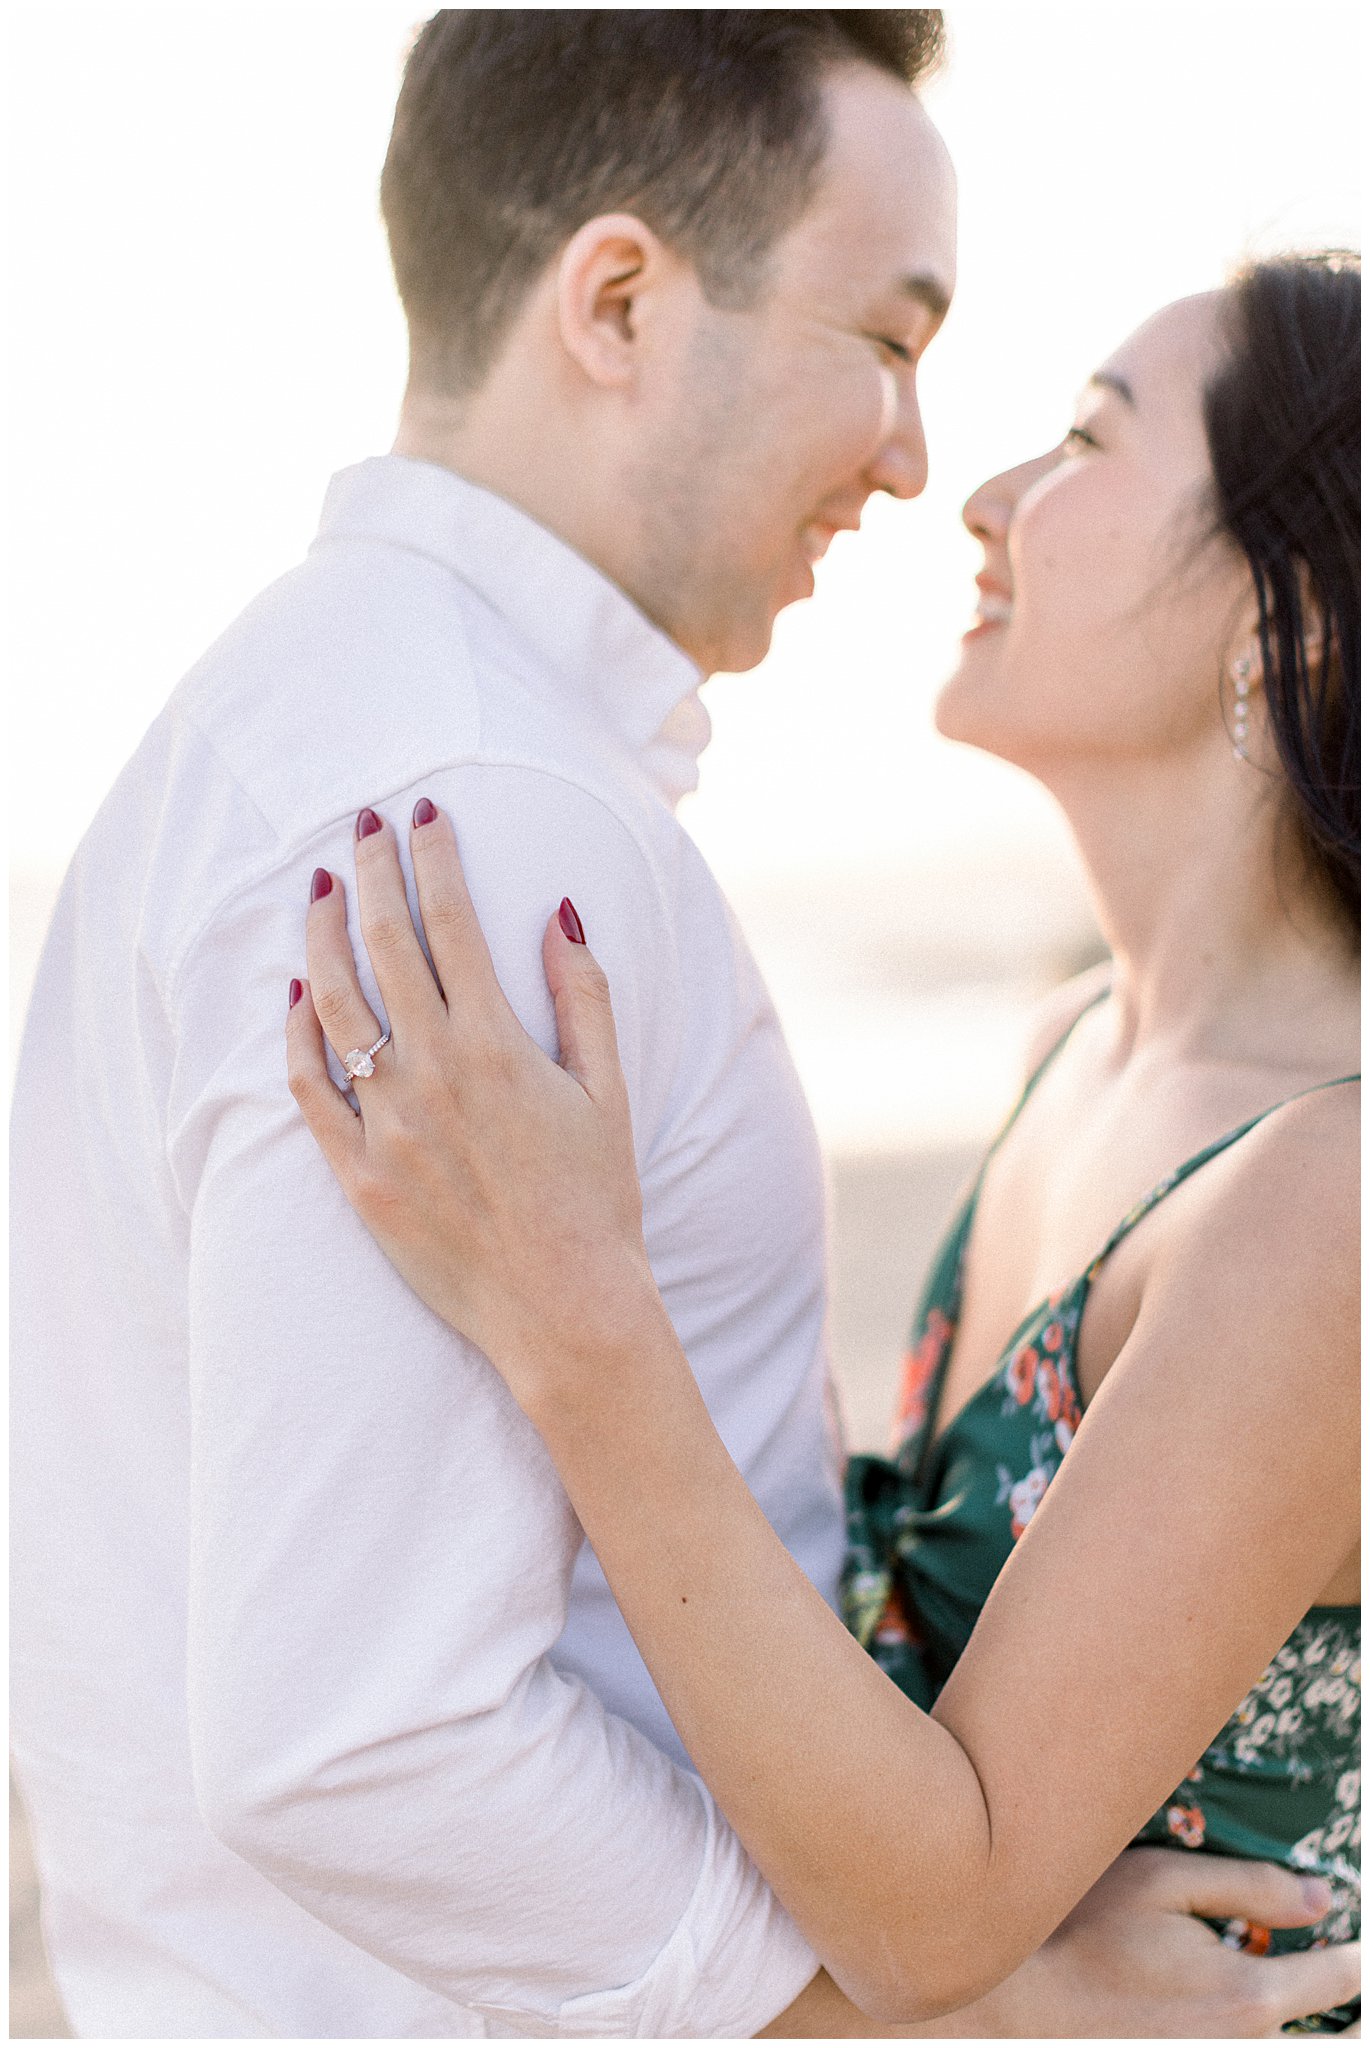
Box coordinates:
[168,760,818,2038]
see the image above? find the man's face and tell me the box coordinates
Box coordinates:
[629,64,957,675]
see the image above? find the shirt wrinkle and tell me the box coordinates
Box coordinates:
[161,740,680,1020]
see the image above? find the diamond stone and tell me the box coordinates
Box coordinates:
[344,1048,375,1080]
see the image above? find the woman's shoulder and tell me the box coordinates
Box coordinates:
[1020,960,1114,1079]
[1208,1071,1357,1221]
[1119,1077,1360,1585]
[1144,1071,1358,1336]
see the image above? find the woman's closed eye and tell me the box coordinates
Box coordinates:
[868,333,914,365]
[1063,423,1100,453]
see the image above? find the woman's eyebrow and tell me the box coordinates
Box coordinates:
[1088,369,1137,407]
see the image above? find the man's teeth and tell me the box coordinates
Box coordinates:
[975,594,1014,624]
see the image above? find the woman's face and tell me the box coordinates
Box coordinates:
[936,291,1254,775]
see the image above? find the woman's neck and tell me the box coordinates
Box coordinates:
[1042,747,1358,1076]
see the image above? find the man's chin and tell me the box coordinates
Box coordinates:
[693,611,780,679]
[681,573,822,676]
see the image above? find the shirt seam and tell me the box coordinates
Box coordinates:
[161,719,686,1077]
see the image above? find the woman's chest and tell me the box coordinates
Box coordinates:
[913,1107,1361,1611]
[933,1118,1161,1434]
[924,1033,1320,1436]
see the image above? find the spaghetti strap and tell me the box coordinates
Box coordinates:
[1084,1071,1360,1281]
[984,983,1111,1166]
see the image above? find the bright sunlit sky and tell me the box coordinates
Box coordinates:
[6,5,1361,1139]
[9,4,1360,863]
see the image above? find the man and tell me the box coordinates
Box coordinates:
[11,12,1353,2038]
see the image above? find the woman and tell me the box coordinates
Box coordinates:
[286,254,1360,2031]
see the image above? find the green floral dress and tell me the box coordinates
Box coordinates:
[843,1016,1360,2033]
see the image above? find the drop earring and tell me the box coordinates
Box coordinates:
[1231,655,1252,762]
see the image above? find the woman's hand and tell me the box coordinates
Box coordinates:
[285,800,664,1412]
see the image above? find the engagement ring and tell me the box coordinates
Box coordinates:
[343,1030,390,1081]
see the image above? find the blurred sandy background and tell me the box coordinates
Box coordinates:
[7,2,1356,2036]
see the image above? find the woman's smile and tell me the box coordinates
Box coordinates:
[964,574,1015,640]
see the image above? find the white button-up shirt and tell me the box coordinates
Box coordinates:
[12,456,846,2039]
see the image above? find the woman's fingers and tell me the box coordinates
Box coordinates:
[1253,1940,1360,2033]
[352,809,445,1030]
[542,902,627,1109]
[285,979,365,1179]
[1144,1849,1333,1930]
[1123,1851,1359,2034]
[409,799,514,1028]
[304,867,386,1076]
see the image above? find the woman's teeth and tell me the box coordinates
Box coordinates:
[974,593,1014,626]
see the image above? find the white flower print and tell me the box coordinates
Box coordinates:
[1007,1466,1049,1539]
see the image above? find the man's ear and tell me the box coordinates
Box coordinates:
[554,213,680,389]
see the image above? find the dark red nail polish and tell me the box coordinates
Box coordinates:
[356,807,383,840]
[558,897,586,945]
[413,796,437,828]
[310,868,333,901]
[288,978,303,1010]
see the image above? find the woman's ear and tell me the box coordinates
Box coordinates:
[1229,589,1328,699]
[554,213,679,389]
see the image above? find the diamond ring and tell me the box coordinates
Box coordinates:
[342,1029,391,1082]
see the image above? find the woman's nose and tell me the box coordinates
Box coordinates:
[962,451,1055,540]
[961,477,1006,544]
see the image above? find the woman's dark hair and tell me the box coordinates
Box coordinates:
[382,10,946,395]
[1204,251,1360,932]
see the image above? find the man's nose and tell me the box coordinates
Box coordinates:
[869,377,929,501]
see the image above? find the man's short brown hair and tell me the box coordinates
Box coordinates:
[381,9,946,394]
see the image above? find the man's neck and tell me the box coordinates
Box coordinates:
[392,377,651,627]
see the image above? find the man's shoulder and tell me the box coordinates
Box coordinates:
[138,542,682,991]
[170,537,486,838]
[174,539,667,833]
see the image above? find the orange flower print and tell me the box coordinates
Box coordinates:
[896,1311,951,1433]
[1166,1803,1206,1849]
[1219,1918,1273,1955]
[1041,1321,1064,1353]
[1037,1360,1062,1421]
[873,1582,921,1650]
[1009,1346,1037,1405]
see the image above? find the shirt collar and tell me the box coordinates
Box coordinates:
[315,455,710,803]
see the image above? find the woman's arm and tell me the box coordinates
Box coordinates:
[766,1846,1361,2038]
[495,1106,1355,2022]
[767,1848,1359,2036]
[286,808,1359,2025]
